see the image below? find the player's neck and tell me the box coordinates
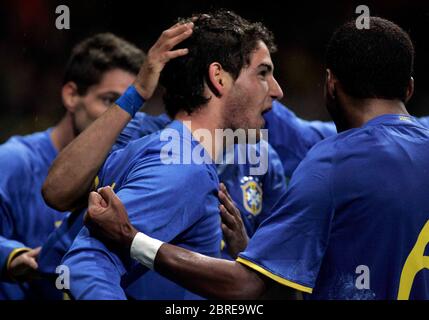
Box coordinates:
[339,98,409,131]
[50,112,78,152]
[175,107,225,162]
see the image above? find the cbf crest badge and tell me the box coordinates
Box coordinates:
[240,176,263,216]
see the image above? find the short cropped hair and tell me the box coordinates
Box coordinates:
[326,17,414,102]
[63,33,145,95]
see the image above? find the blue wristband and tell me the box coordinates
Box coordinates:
[115,85,145,117]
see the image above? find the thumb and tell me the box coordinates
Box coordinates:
[98,186,115,205]
[98,186,122,208]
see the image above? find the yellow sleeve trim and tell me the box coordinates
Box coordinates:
[236,257,313,294]
[6,247,31,279]
[93,176,100,190]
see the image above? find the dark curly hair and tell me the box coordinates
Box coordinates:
[63,33,145,95]
[326,17,414,102]
[160,9,277,118]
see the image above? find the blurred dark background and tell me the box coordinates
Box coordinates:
[1,0,429,142]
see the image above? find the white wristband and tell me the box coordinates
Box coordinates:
[130,232,164,270]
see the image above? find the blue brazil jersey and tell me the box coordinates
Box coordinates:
[37,112,171,276]
[38,111,288,282]
[217,143,286,259]
[0,129,64,299]
[62,120,221,300]
[238,114,429,300]
[265,100,337,179]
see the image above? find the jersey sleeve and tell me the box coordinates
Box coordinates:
[0,144,32,278]
[62,153,219,299]
[116,162,219,242]
[237,141,335,294]
[417,116,429,129]
[112,113,171,152]
[264,101,336,178]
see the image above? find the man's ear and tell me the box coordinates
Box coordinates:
[207,62,228,98]
[405,77,414,103]
[61,82,80,112]
[326,69,337,99]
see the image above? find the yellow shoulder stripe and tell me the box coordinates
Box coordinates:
[236,257,313,294]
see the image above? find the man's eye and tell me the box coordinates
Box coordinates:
[259,70,268,77]
[101,97,115,106]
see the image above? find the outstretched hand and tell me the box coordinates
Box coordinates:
[84,186,137,249]
[134,21,194,100]
[218,183,249,259]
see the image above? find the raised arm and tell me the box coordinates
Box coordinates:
[42,22,194,212]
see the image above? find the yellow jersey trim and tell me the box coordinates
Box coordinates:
[93,176,100,190]
[236,257,313,294]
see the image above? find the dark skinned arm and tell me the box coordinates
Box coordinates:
[84,187,300,300]
[42,21,195,211]
[155,242,269,299]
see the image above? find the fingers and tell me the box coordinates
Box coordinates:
[164,48,189,60]
[17,252,39,270]
[154,22,193,59]
[25,256,38,270]
[87,191,106,218]
[97,186,115,205]
[220,183,234,203]
[219,204,235,228]
[218,189,240,220]
[98,186,126,212]
[167,27,193,49]
[162,22,194,40]
[221,222,233,239]
[88,191,103,207]
[27,247,41,258]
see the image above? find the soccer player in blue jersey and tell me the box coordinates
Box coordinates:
[42,10,284,299]
[265,101,336,178]
[85,17,429,300]
[38,112,285,285]
[0,33,145,299]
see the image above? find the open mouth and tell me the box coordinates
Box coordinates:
[261,106,272,116]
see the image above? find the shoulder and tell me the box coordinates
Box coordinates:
[294,127,378,184]
[303,127,365,159]
[129,112,171,137]
[122,139,218,189]
[136,112,171,129]
[0,136,33,177]
[264,101,298,131]
[0,135,37,196]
